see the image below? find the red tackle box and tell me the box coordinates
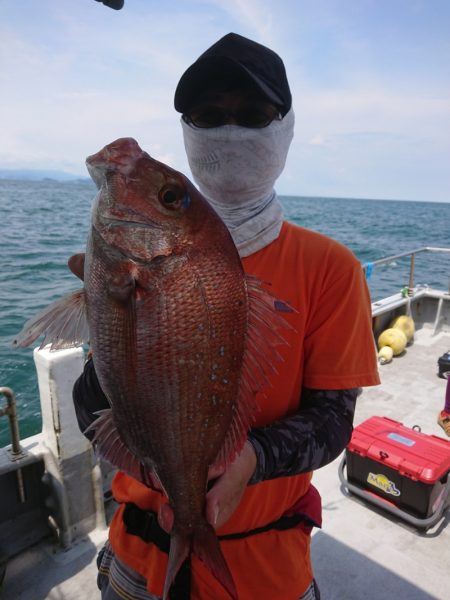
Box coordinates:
[339,416,450,529]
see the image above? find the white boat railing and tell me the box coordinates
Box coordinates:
[362,246,450,296]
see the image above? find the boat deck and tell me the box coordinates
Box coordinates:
[312,324,450,600]
[3,325,450,599]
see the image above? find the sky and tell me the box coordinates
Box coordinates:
[0,0,449,202]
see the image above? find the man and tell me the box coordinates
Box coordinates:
[73,33,380,600]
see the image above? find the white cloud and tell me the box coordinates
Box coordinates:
[291,81,450,153]
[308,134,326,146]
[208,0,276,44]
[0,1,449,202]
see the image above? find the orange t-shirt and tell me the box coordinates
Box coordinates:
[109,220,380,599]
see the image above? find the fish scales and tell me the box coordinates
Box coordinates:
[135,258,246,488]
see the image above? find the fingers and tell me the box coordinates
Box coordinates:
[205,442,257,530]
[206,472,243,530]
[156,443,257,534]
[206,496,220,527]
[208,463,226,481]
[158,503,174,533]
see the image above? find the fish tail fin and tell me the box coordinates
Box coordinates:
[163,532,190,600]
[191,522,237,600]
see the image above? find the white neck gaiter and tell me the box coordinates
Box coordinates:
[181,108,295,257]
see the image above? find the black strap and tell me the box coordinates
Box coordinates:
[123,502,317,547]
[123,503,170,552]
[122,503,316,600]
[219,512,316,540]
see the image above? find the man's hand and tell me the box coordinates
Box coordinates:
[205,441,256,529]
[158,441,257,532]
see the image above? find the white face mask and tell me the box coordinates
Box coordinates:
[181,108,295,256]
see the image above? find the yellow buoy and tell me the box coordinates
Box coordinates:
[377,328,407,356]
[390,315,415,343]
[378,345,394,364]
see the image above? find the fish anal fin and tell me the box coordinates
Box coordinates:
[213,275,294,469]
[86,409,156,488]
[191,522,237,600]
[12,289,89,351]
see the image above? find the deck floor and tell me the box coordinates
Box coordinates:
[312,325,450,600]
[3,327,450,599]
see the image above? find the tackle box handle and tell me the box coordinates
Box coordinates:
[338,456,450,530]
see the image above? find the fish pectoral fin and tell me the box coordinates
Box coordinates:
[86,409,155,487]
[12,289,89,351]
[68,253,86,281]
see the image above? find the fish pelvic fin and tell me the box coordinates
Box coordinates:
[12,289,89,351]
[191,522,237,600]
[86,409,156,488]
[214,276,295,469]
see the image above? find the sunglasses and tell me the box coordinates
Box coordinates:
[183,106,281,129]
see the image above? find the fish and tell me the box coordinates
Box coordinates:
[14,138,292,600]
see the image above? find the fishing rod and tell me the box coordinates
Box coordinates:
[94,0,124,10]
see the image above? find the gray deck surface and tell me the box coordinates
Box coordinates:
[312,325,450,600]
[3,326,450,599]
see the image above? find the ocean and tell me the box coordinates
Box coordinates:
[1,179,449,447]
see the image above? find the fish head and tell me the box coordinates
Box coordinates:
[86,137,218,262]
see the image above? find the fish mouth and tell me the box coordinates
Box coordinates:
[86,138,147,188]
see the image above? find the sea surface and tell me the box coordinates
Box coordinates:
[1,179,449,446]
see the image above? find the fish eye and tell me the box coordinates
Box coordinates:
[162,189,178,204]
[158,183,190,211]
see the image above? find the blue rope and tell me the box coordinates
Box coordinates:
[365,262,374,280]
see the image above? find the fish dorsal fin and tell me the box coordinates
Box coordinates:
[12,289,89,351]
[86,409,158,488]
[213,275,294,469]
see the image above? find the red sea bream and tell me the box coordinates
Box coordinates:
[14,138,291,599]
